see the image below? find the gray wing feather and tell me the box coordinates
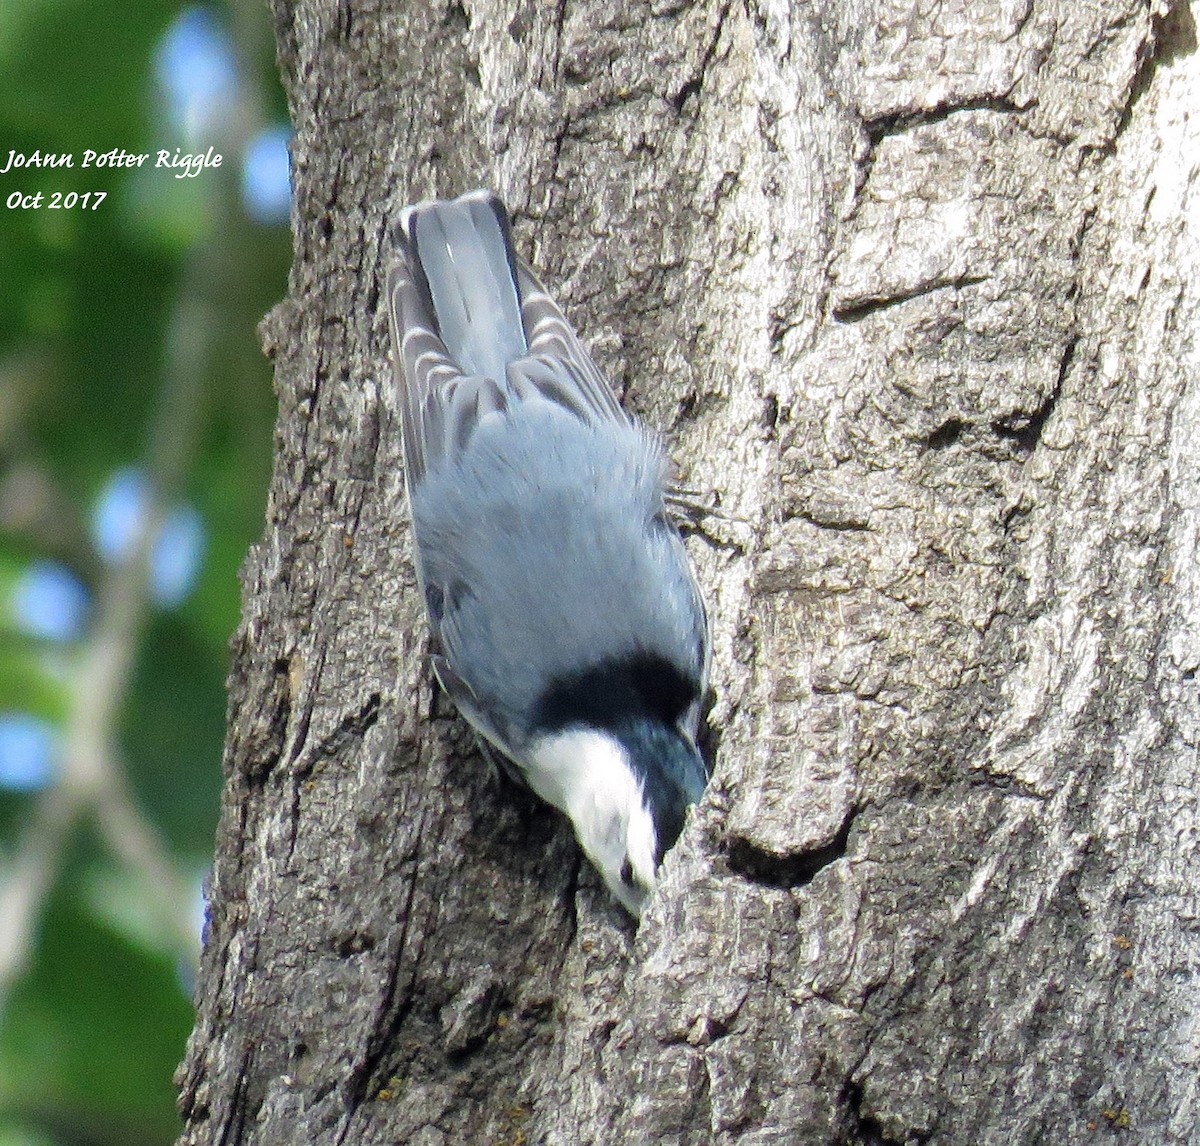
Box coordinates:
[388,191,527,488]
[386,254,454,488]
[386,191,629,493]
[513,265,629,426]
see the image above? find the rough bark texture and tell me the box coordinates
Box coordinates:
[177,0,1200,1142]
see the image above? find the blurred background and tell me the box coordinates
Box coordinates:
[0,1,290,1142]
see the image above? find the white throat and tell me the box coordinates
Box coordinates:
[525,727,659,915]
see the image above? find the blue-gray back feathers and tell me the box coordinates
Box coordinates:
[411,403,703,753]
[386,190,708,761]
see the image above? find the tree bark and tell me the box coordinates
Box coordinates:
[176,0,1200,1142]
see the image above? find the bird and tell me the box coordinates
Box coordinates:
[385,189,710,916]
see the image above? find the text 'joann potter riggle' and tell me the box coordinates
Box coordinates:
[0,147,222,179]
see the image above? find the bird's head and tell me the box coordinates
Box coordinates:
[526,718,706,916]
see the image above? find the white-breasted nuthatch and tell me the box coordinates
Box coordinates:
[386,190,710,916]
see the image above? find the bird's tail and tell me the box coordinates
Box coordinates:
[391,189,527,386]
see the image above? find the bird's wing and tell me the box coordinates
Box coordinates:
[386,191,629,491]
[386,191,523,490]
[507,262,629,427]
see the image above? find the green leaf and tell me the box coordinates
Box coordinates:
[0,0,177,148]
[0,878,191,1145]
[0,648,70,723]
[0,1116,58,1146]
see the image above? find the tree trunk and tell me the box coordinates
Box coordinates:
[176,0,1200,1142]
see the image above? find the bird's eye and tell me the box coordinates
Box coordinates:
[620,858,634,886]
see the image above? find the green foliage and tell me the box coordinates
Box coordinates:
[0,871,194,1146]
[123,612,228,853]
[0,0,291,1142]
[0,0,178,147]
